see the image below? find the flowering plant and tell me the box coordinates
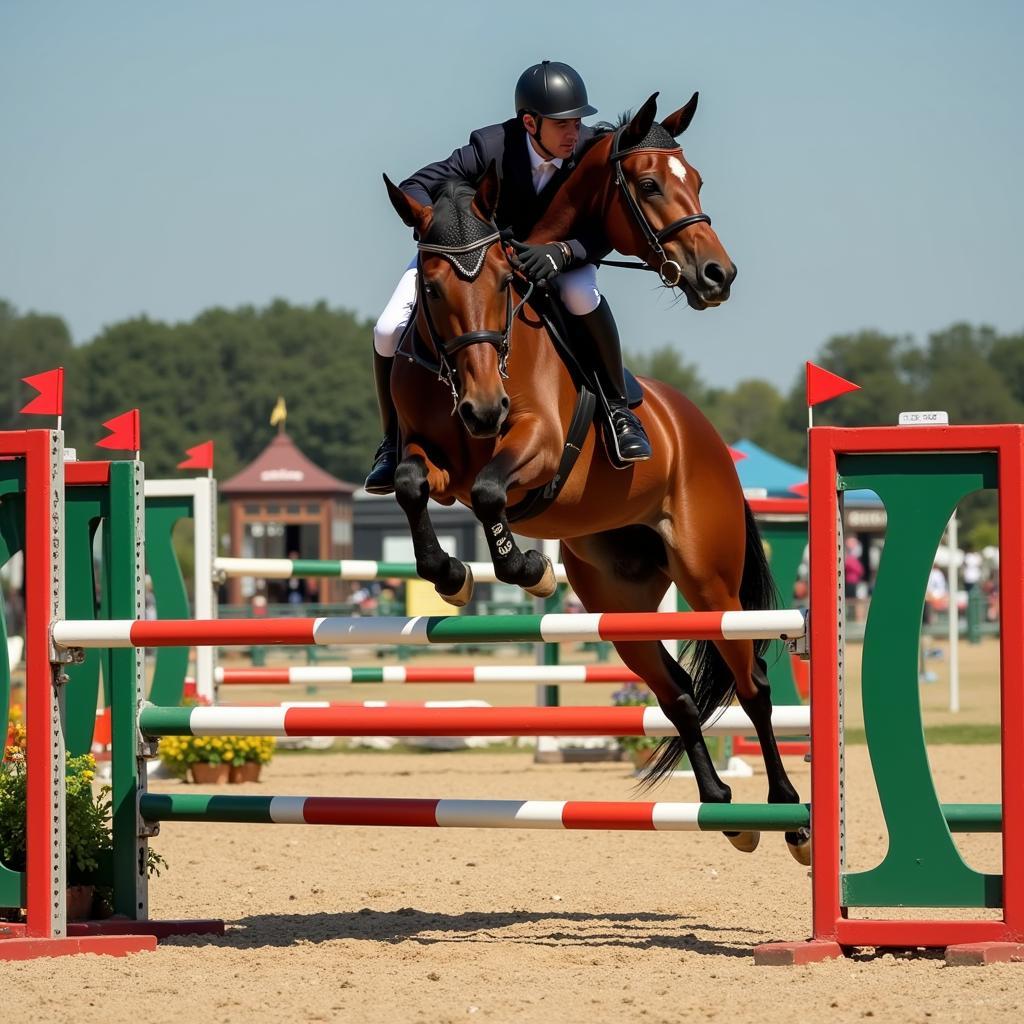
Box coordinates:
[0,750,166,887]
[156,695,275,780]
[610,682,660,754]
[157,733,276,780]
[4,704,25,758]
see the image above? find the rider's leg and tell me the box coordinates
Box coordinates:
[556,266,652,465]
[365,261,417,495]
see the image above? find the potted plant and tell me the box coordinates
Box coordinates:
[0,744,167,922]
[611,682,661,770]
[157,732,275,784]
[5,704,25,754]
[228,735,275,783]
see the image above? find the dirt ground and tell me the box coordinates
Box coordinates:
[6,639,1018,1022]
[6,742,1020,1024]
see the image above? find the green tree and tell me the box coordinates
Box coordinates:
[0,300,75,427]
[914,324,1024,425]
[626,345,706,405]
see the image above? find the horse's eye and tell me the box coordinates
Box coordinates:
[639,179,659,195]
[423,283,438,299]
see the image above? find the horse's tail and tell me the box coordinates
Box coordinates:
[639,501,778,788]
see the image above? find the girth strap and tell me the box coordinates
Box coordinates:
[506,386,598,524]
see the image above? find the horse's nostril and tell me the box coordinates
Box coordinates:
[702,261,727,288]
[500,396,510,412]
[459,401,474,421]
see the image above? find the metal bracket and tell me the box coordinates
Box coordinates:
[138,818,161,839]
[139,738,160,760]
[51,645,85,667]
[211,568,227,587]
[787,633,810,659]
[786,610,810,659]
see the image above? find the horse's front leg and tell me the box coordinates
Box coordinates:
[470,439,557,599]
[393,447,474,606]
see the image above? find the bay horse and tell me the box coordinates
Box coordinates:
[382,93,809,863]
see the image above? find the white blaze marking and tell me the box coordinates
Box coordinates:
[668,156,687,184]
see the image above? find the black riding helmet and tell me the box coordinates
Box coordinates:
[514,60,597,120]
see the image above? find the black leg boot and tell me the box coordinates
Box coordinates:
[576,297,652,466]
[364,350,399,495]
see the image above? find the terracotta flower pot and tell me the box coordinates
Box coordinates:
[630,747,659,771]
[229,762,262,784]
[66,885,95,922]
[190,762,230,785]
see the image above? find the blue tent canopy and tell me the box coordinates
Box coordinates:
[731,439,882,506]
[730,439,806,498]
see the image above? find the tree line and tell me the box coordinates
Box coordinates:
[2,298,1023,538]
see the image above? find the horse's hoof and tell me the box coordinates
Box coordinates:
[786,828,811,866]
[724,830,760,854]
[524,555,557,599]
[436,565,474,607]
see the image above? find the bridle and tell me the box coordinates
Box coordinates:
[600,126,712,287]
[416,230,533,409]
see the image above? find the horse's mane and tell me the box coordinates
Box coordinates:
[581,110,676,157]
[578,119,618,158]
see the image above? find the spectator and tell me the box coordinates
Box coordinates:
[285,550,308,604]
[924,563,948,625]
[962,547,983,594]
[843,537,864,603]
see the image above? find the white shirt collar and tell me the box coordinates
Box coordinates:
[526,134,563,172]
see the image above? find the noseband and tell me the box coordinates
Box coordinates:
[605,126,712,287]
[416,231,532,409]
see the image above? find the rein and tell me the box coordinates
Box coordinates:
[598,127,712,287]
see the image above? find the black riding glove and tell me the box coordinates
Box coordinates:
[510,240,572,283]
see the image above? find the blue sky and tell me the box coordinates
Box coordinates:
[2,1,1022,389]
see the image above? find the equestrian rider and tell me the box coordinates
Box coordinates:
[365,60,652,495]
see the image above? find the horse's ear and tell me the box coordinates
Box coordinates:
[662,92,699,138]
[384,174,430,231]
[472,161,500,222]
[620,92,659,148]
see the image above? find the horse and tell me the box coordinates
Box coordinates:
[382,93,809,863]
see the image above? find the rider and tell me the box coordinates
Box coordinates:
[365,60,652,495]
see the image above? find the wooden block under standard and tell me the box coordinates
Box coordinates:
[945,942,1024,966]
[754,940,845,966]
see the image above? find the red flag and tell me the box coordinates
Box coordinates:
[806,362,860,407]
[177,440,214,471]
[20,367,64,416]
[96,409,140,452]
[789,481,809,497]
[727,447,747,462]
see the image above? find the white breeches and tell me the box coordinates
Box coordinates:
[373,258,418,357]
[555,263,601,316]
[372,258,601,357]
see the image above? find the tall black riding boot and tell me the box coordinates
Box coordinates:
[364,350,399,495]
[576,297,652,466]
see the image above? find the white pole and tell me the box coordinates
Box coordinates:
[535,537,564,761]
[193,476,218,702]
[145,478,218,702]
[947,513,959,713]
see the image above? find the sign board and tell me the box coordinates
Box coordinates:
[898,411,949,426]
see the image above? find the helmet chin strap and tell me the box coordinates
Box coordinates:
[526,116,560,160]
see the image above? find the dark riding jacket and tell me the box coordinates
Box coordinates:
[399,119,611,265]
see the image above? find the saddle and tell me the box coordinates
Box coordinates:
[396,284,643,523]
